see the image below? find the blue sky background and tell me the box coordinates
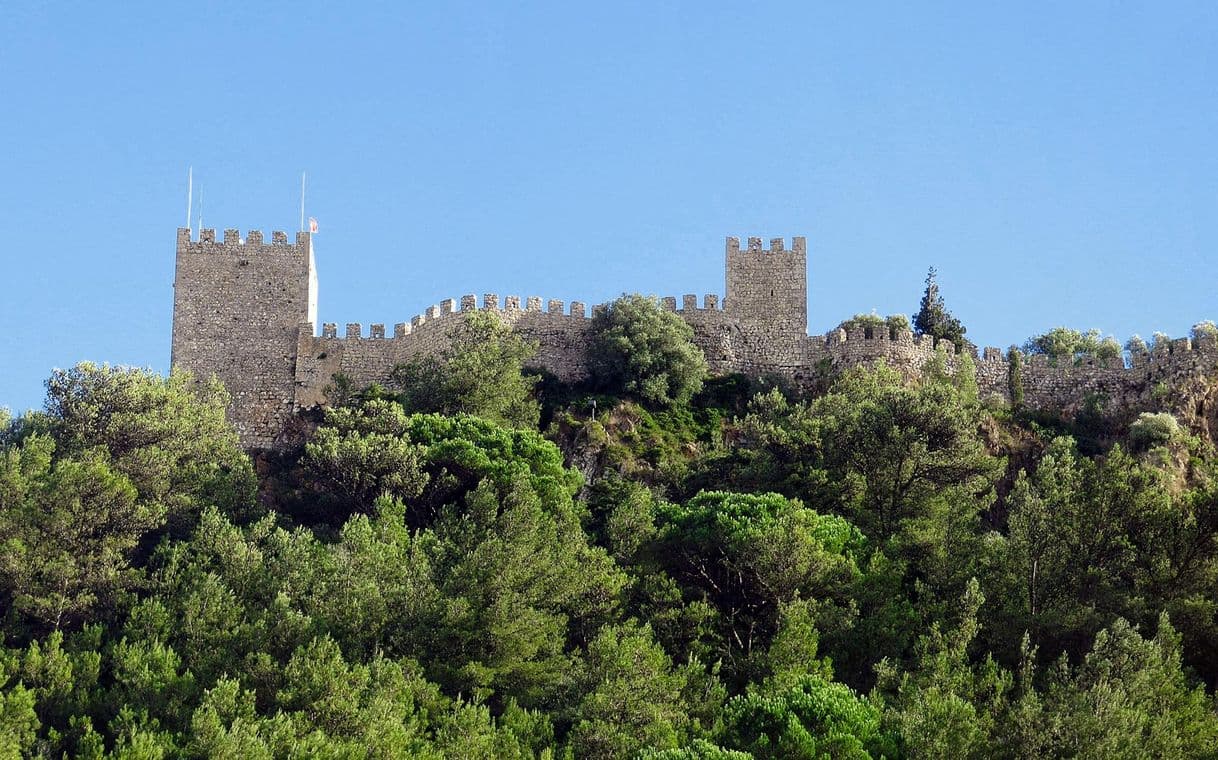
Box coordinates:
[1,2,1215,413]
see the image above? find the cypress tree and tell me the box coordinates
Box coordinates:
[913,266,967,348]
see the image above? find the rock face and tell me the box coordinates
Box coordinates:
[171,227,1218,450]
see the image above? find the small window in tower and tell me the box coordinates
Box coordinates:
[770,289,774,297]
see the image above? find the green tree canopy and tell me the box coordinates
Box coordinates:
[40,363,255,527]
[988,436,1218,674]
[303,400,430,514]
[569,622,701,759]
[588,294,709,407]
[874,579,1011,759]
[655,491,864,686]
[720,673,896,760]
[0,364,255,635]
[1005,616,1218,758]
[0,448,154,631]
[722,364,999,543]
[6,321,1218,758]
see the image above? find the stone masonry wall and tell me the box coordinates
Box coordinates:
[293,293,738,409]
[292,303,1218,434]
[293,296,596,407]
[170,228,1218,449]
[805,324,1218,416]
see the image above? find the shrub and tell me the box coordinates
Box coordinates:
[588,294,709,407]
[389,311,540,429]
[1192,321,1218,343]
[837,312,884,332]
[1023,328,1121,363]
[837,312,910,338]
[886,313,912,334]
[1151,381,1171,402]
[1129,412,1179,450]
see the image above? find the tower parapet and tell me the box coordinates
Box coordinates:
[723,236,807,322]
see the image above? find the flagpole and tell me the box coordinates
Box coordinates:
[186,167,193,230]
[300,172,306,233]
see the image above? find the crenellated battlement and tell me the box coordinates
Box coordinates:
[315,293,603,341]
[177,227,310,249]
[660,294,723,312]
[725,236,808,255]
[315,290,743,342]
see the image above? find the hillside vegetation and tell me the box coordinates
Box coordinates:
[3,300,1218,758]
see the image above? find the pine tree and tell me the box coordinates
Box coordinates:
[913,267,968,348]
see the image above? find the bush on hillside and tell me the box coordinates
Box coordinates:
[588,294,709,407]
[1129,412,1180,450]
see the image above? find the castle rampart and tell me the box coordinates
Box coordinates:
[170,228,1218,449]
[805,325,1218,415]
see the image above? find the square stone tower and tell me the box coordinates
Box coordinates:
[723,236,808,365]
[171,228,317,448]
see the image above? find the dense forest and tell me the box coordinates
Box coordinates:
[3,291,1218,759]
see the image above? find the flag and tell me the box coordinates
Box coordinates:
[308,217,319,233]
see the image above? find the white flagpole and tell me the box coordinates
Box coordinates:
[186,167,193,230]
[198,187,203,232]
[300,172,306,233]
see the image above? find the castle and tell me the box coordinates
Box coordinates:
[171,227,1218,449]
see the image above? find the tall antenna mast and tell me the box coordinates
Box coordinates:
[186,166,193,230]
[300,171,306,233]
[197,187,204,233]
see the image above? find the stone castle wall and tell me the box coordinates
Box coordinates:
[292,296,598,408]
[293,292,741,407]
[170,228,1218,449]
[804,324,1218,416]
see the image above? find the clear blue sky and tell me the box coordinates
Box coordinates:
[2,2,1215,413]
